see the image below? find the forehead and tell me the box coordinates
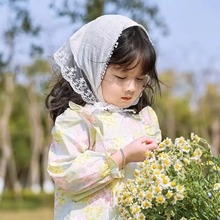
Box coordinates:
[108,59,145,76]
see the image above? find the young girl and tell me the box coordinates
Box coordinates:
[46,14,161,220]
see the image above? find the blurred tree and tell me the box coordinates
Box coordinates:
[0,74,21,196]
[10,84,31,186]
[155,70,194,139]
[24,58,54,194]
[0,0,41,196]
[155,70,176,139]
[173,97,193,137]
[156,70,220,156]
[198,84,220,156]
[49,0,168,34]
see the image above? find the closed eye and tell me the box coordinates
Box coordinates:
[115,75,126,80]
[137,77,145,81]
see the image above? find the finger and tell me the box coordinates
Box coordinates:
[139,136,153,144]
[145,143,158,150]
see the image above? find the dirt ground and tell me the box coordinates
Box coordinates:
[0,207,53,220]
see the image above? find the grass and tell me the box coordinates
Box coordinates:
[0,190,54,219]
[0,190,53,210]
[0,207,53,220]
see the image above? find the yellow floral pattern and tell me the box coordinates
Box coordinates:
[48,102,161,220]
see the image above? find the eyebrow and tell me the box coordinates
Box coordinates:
[109,64,146,76]
[113,71,146,78]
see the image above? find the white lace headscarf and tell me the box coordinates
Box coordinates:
[54,14,149,108]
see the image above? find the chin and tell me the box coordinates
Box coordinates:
[110,100,133,108]
[119,102,132,108]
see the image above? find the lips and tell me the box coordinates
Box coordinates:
[121,97,132,101]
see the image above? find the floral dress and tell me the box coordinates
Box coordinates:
[48,102,161,220]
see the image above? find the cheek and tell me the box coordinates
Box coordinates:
[133,89,143,101]
[137,88,144,96]
[101,81,119,100]
[101,81,110,100]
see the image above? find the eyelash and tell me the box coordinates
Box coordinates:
[115,75,126,80]
[115,75,144,81]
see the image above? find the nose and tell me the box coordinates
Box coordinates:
[123,79,136,92]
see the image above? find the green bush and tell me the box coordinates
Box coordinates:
[0,190,54,210]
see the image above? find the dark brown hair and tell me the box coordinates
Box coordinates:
[45,26,160,122]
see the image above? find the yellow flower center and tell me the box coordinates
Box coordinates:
[146,193,153,200]
[159,143,165,148]
[155,186,161,193]
[134,170,139,176]
[163,178,169,185]
[165,140,170,145]
[164,159,170,166]
[156,196,165,203]
[171,181,176,187]
[177,185,184,192]
[152,164,157,169]
[166,191,172,198]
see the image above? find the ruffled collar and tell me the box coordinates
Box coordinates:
[69,101,136,114]
[87,102,136,114]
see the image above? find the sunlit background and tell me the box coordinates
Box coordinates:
[0,0,219,219]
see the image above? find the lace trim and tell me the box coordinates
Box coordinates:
[101,35,120,80]
[61,66,96,103]
[88,102,136,114]
[54,42,97,103]
[55,37,121,104]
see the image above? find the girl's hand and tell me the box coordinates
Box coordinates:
[123,136,158,164]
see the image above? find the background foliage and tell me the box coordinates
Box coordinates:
[0,0,219,212]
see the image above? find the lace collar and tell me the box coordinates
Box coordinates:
[88,102,136,114]
[69,101,136,114]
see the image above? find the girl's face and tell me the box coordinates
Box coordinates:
[101,62,146,108]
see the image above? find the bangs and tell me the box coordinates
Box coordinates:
[109,26,157,76]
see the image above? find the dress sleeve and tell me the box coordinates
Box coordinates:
[47,103,123,201]
[139,106,162,143]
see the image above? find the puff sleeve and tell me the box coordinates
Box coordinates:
[47,103,123,201]
[139,106,162,143]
